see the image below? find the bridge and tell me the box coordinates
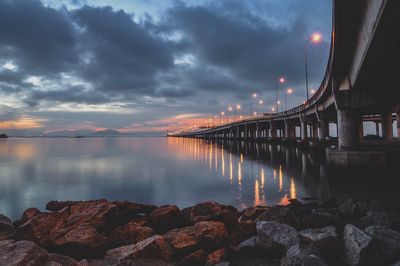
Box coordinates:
[168,0,400,167]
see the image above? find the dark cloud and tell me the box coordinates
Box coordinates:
[0,0,331,132]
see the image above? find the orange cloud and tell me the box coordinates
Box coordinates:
[0,117,45,130]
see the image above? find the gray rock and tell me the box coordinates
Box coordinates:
[343,224,376,266]
[365,226,400,264]
[256,221,299,253]
[238,236,258,251]
[299,226,338,251]
[361,211,393,228]
[338,199,364,218]
[280,254,327,266]
[0,239,49,265]
[45,253,78,266]
[391,259,400,266]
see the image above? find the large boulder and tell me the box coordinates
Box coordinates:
[239,207,268,222]
[361,211,393,228]
[150,205,182,234]
[189,201,238,230]
[17,200,120,258]
[299,226,338,253]
[365,226,400,264]
[51,225,108,258]
[108,221,154,246]
[104,235,172,265]
[0,239,49,265]
[0,214,15,240]
[343,224,376,266]
[256,221,299,254]
[280,246,327,266]
[206,248,228,265]
[338,199,364,218]
[46,253,78,265]
[163,221,228,257]
[13,208,42,226]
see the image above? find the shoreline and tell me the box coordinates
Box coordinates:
[1,198,400,265]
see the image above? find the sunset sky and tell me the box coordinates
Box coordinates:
[0,0,331,135]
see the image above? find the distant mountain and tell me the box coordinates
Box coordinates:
[45,130,93,137]
[93,129,123,136]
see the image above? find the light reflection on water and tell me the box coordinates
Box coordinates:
[1,137,396,220]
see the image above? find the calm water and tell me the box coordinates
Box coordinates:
[0,137,397,220]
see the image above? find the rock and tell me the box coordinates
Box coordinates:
[105,235,172,265]
[46,253,78,265]
[0,214,15,240]
[361,211,393,228]
[206,248,228,265]
[0,239,49,265]
[338,199,364,218]
[163,221,228,256]
[75,259,106,266]
[150,205,182,234]
[304,211,337,229]
[256,206,295,227]
[180,206,194,226]
[177,249,206,266]
[112,201,157,222]
[46,201,81,211]
[366,199,386,212]
[190,201,238,230]
[365,226,400,264]
[109,222,153,246]
[238,236,258,251]
[299,226,338,252]
[239,207,268,222]
[51,225,108,258]
[256,221,299,254]
[280,243,328,265]
[230,256,280,266]
[13,208,42,226]
[229,220,256,246]
[343,224,376,266]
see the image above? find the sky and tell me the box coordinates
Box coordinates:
[0,0,332,135]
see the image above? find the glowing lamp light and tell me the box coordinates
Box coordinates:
[228,106,233,111]
[277,100,281,105]
[221,112,225,115]
[253,93,257,98]
[259,100,263,104]
[236,105,241,110]
[279,77,286,83]
[287,88,293,94]
[271,107,275,112]
[310,89,315,94]
[254,112,257,115]
[311,32,323,44]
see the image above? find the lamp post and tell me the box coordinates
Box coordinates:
[305,32,323,101]
[235,104,241,121]
[221,111,225,124]
[285,88,293,111]
[251,93,257,118]
[257,100,263,116]
[228,106,233,123]
[276,77,286,113]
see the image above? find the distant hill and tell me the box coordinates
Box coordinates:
[93,129,123,136]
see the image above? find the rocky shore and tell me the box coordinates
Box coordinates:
[1,198,400,266]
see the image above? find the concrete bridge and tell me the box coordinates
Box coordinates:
[169,0,400,167]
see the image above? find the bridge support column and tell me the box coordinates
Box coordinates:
[375,122,380,136]
[359,119,364,141]
[312,122,318,139]
[300,120,307,141]
[270,122,277,139]
[236,126,239,139]
[318,119,329,140]
[397,112,400,137]
[337,109,360,150]
[244,124,248,140]
[381,112,393,140]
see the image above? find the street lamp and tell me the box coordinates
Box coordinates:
[228,106,233,123]
[276,76,286,113]
[235,104,241,121]
[221,111,225,124]
[305,32,323,101]
[285,88,293,111]
[257,100,263,115]
[251,93,257,118]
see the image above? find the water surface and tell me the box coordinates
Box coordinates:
[0,137,397,219]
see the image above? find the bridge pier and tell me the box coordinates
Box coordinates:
[300,119,307,141]
[381,112,393,140]
[397,112,400,138]
[337,109,360,150]
[318,118,329,140]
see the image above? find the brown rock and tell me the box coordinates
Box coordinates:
[190,201,238,230]
[113,201,157,216]
[0,214,15,240]
[150,205,182,234]
[0,239,49,265]
[239,207,268,222]
[163,221,228,256]
[109,221,154,246]
[177,249,206,266]
[206,248,228,265]
[229,220,256,247]
[104,235,172,264]
[52,225,108,258]
[13,208,42,226]
[46,201,81,211]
